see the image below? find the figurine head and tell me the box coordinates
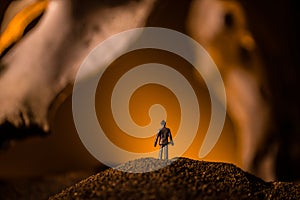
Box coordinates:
[160,120,166,127]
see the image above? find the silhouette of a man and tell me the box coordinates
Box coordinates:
[154,120,174,159]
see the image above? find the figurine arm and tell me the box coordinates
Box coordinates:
[169,129,174,146]
[154,130,160,147]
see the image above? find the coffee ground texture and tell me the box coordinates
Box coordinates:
[51,157,300,199]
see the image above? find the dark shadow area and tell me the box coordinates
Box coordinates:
[240,0,300,181]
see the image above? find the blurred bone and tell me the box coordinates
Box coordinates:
[239,0,300,182]
[0,0,156,144]
[0,0,39,33]
[188,0,273,179]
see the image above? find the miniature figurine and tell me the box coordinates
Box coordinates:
[154,120,174,160]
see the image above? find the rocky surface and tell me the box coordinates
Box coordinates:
[51,157,300,199]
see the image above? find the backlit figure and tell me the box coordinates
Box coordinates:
[154,120,174,159]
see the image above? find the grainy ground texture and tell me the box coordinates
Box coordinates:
[0,170,94,200]
[51,157,300,200]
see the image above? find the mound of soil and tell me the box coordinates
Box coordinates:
[51,157,300,199]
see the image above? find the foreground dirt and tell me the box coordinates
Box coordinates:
[51,157,300,200]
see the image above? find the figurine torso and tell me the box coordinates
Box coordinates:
[158,127,170,145]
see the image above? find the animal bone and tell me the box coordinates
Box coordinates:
[0,0,156,146]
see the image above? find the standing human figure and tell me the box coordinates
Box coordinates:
[154,120,174,159]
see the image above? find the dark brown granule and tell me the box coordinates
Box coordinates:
[50,157,300,200]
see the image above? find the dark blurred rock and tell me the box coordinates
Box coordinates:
[51,157,300,199]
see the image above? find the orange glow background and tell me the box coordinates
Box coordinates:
[95,48,239,165]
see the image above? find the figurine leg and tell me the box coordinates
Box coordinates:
[158,145,163,159]
[164,145,168,160]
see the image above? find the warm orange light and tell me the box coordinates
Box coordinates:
[95,48,240,166]
[0,0,48,55]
